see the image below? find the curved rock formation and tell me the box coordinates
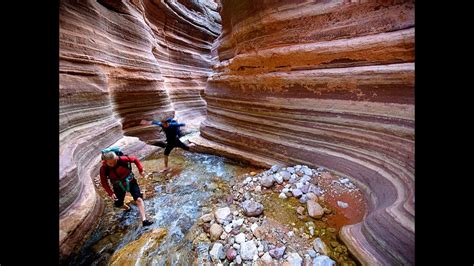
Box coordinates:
[60,0,219,261]
[195,0,414,264]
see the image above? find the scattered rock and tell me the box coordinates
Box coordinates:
[312,238,329,255]
[251,223,259,233]
[269,246,286,259]
[210,243,225,263]
[242,200,264,217]
[274,174,284,184]
[312,255,335,266]
[287,252,303,266]
[279,192,288,199]
[250,171,257,176]
[307,200,324,218]
[199,213,214,223]
[296,206,305,215]
[235,233,246,244]
[299,194,309,204]
[337,201,349,208]
[240,241,258,260]
[224,223,233,233]
[210,223,224,241]
[215,207,231,224]
[255,186,261,192]
[261,252,273,264]
[226,248,238,261]
[261,175,275,188]
[270,165,282,173]
[291,189,303,198]
[233,243,241,249]
[280,171,291,181]
[236,255,242,264]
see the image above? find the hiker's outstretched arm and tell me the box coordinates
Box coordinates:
[151,121,163,127]
[99,166,114,197]
[171,122,185,127]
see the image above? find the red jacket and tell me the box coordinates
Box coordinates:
[99,156,143,196]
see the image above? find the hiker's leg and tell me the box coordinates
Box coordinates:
[163,144,174,170]
[176,140,190,151]
[113,186,126,208]
[136,198,146,221]
[130,181,146,221]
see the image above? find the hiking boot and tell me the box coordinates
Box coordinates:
[142,220,154,227]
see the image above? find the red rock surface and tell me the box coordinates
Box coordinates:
[193,1,415,265]
[59,0,219,261]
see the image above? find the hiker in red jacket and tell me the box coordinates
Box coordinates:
[99,151,154,226]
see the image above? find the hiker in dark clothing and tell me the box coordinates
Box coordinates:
[140,118,192,172]
[99,151,154,226]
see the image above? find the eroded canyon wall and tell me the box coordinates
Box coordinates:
[196,0,414,264]
[59,0,219,260]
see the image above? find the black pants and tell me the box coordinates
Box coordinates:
[113,178,143,207]
[164,139,189,155]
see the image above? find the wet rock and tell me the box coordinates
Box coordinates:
[210,243,225,263]
[270,165,282,173]
[274,174,284,184]
[236,255,242,264]
[279,192,288,199]
[240,241,258,260]
[202,223,211,234]
[287,252,303,266]
[242,200,264,217]
[269,246,286,259]
[210,223,224,241]
[337,201,349,208]
[280,171,291,181]
[250,223,259,233]
[301,184,310,194]
[260,175,275,188]
[220,231,229,240]
[313,238,329,255]
[235,232,246,244]
[307,249,317,258]
[306,193,318,201]
[307,200,324,218]
[312,255,335,266]
[243,177,252,185]
[261,252,273,264]
[224,223,233,233]
[289,175,298,184]
[308,185,322,196]
[292,189,303,198]
[233,218,245,227]
[302,167,312,176]
[227,248,238,261]
[199,213,214,223]
[296,206,305,215]
[215,207,231,224]
[299,194,309,204]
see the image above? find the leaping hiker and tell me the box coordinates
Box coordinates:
[140,118,192,173]
[99,147,154,227]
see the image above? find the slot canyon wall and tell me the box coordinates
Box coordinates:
[194,0,415,264]
[59,0,220,261]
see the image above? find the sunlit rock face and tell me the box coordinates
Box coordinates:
[197,0,414,264]
[59,0,220,261]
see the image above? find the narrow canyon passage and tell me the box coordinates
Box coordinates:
[60,0,414,265]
